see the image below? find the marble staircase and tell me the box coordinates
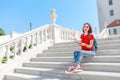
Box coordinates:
[3,37,120,80]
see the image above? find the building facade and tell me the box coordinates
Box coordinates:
[96,0,120,32]
[107,19,120,35]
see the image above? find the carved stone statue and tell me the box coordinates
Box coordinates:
[50,8,57,24]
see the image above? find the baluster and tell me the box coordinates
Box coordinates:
[25,37,28,51]
[43,29,46,41]
[19,39,23,54]
[39,31,42,43]
[13,42,16,57]
[30,35,34,48]
[12,42,17,56]
[5,45,9,62]
[36,32,39,46]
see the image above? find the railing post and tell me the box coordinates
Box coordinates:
[36,32,39,46]
[49,24,55,44]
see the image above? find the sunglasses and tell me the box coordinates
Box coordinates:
[84,25,89,28]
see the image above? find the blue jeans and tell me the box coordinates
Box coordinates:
[74,50,96,64]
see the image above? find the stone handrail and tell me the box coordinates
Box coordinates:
[98,27,109,38]
[49,24,81,43]
[0,24,81,63]
[0,25,50,63]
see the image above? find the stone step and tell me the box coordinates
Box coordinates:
[31,55,120,63]
[38,53,120,57]
[54,40,120,47]
[82,55,120,63]
[50,43,120,49]
[43,49,120,55]
[97,38,120,42]
[80,71,120,80]
[22,62,120,72]
[23,62,71,69]
[31,57,74,62]
[4,73,40,80]
[4,73,74,80]
[37,52,74,57]
[81,63,120,72]
[14,67,80,79]
[14,67,120,80]
[48,45,120,51]
[43,50,74,53]
[38,52,120,57]
[49,47,81,50]
[97,40,120,45]
[98,49,120,53]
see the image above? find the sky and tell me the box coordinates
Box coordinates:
[0,0,99,35]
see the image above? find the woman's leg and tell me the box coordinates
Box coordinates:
[81,50,96,57]
[73,50,95,72]
[74,51,80,64]
[65,51,81,73]
[72,51,83,72]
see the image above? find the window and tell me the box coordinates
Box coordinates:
[110,10,114,16]
[113,28,117,34]
[109,0,113,5]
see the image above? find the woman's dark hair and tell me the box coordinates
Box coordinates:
[82,23,92,33]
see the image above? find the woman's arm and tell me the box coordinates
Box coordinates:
[77,40,93,48]
[86,40,94,48]
[76,41,86,47]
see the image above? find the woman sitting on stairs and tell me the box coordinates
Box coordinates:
[65,23,96,73]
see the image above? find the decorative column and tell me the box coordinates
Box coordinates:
[49,8,57,43]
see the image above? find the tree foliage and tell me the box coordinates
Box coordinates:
[0,28,6,36]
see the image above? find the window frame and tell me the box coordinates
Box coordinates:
[110,10,114,16]
[109,0,113,5]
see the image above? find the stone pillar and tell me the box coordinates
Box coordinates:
[50,24,55,44]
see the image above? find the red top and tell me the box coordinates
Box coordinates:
[80,33,94,51]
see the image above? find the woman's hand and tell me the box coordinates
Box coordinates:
[79,43,91,48]
[77,42,86,47]
[81,43,87,46]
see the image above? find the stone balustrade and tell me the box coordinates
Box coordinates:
[0,24,81,64]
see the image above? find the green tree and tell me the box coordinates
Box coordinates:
[0,28,6,36]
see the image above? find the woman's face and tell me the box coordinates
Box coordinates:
[83,24,89,32]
